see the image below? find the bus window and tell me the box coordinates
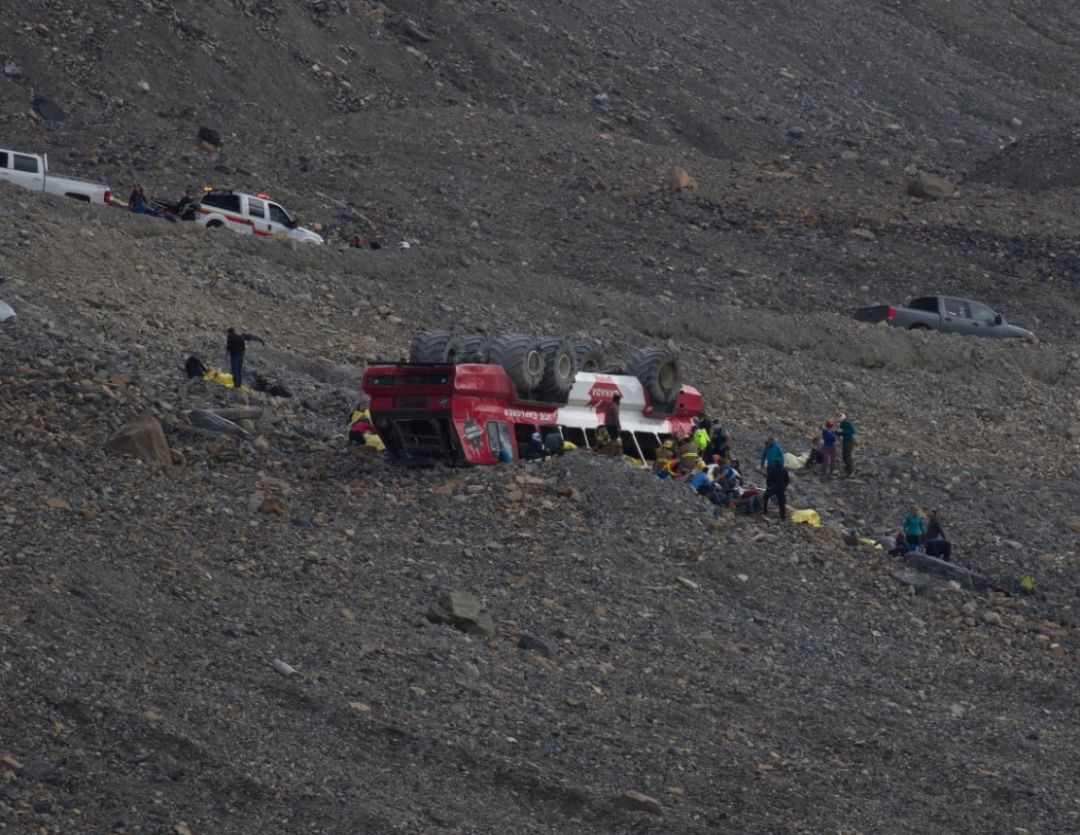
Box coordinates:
[635,432,661,462]
[513,422,536,447]
[620,431,644,462]
[486,421,513,459]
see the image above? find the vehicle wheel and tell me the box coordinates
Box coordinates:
[601,363,624,375]
[573,341,605,373]
[459,334,491,363]
[909,323,931,331]
[206,220,224,229]
[409,330,466,364]
[490,333,545,394]
[535,338,578,402]
[626,347,682,412]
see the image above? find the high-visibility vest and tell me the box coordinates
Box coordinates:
[693,428,709,452]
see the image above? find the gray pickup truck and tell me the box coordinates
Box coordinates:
[854,295,1033,340]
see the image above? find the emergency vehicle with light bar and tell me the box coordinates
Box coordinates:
[194,189,323,244]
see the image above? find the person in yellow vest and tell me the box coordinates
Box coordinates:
[653,438,676,473]
[693,424,710,454]
[677,433,700,474]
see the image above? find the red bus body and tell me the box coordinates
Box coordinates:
[361,363,703,465]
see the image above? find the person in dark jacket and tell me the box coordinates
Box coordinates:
[176,185,200,221]
[253,372,292,398]
[522,432,545,460]
[924,508,952,562]
[225,327,246,388]
[763,457,790,520]
[603,394,622,439]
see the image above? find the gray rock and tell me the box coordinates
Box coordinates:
[518,633,557,661]
[903,554,988,592]
[907,173,956,200]
[891,569,933,597]
[31,97,65,122]
[18,762,57,783]
[198,126,222,147]
[614,790,663,815]
[427,591,497,637]
[106,418,172,466]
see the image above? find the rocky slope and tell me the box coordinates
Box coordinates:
[3,2,1080,834]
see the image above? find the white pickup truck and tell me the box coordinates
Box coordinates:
[0,148,111,206]
[194,189,323,244]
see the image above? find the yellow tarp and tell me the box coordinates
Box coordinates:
[203,369,247,391]
[790,509,821,527]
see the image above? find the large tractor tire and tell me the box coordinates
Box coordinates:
[626,347,682,411]
[573,341,606,373]
[490,333,545,394]
[409,330,466,365]
[459,334,491,363]
[535,338,578,402]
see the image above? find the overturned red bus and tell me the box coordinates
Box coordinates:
[361,361,702,465]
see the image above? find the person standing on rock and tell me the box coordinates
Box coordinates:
[225,327,246,388]
[820,419,838,476]
[604,394,621,441]
[763,457,790,520]
[838,412,856,476]
[902,506,926,552]
[759,436,784,472]
[924,508,952,562]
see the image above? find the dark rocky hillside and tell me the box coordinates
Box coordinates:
[4,2,1080,834]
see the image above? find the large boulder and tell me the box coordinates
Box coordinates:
[904,554,988,592]
[907,173,956,200]
[106,418,171,466]
[426,591,497,637]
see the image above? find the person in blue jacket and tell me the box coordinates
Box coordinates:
[838,412,857,476]
[759,437,784,471]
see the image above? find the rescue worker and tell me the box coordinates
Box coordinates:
[653,438,676,473]
[594,425,610,451]
[543,427,564,458]
[693,422,710,454]
[677,433,701,474]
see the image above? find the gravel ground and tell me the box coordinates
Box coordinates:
[4,3,1080,834]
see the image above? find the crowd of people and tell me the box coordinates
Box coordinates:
[583,406,956,555]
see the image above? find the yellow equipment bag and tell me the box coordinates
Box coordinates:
[203,369,247,390]
[790,509,821,527]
